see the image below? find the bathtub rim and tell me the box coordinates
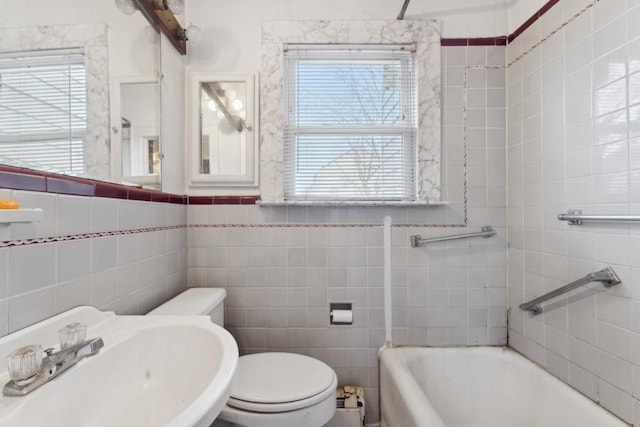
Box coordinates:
[378,345,631,427]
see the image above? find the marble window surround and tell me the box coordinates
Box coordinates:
[260,20,441,204]
[0,24,110,180]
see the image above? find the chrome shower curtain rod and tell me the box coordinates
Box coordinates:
[397,0,411,20]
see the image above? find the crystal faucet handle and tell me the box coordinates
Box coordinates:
[7,345,43,385]
[59,323,87,350]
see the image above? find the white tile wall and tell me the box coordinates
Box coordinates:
[9,2,640,423]
[0,190,188,335]
[186,45,507,424]
[507,0,640,424]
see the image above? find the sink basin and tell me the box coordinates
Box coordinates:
[0,306,238,427]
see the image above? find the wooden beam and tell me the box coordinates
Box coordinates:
[201,83,247,133]
[133,0,187,55]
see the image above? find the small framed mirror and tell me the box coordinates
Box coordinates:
[111,78,161,189]
[187,72,258,188]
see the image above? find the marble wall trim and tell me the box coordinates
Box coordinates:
[0,24,111,180]
[260,20,442,203]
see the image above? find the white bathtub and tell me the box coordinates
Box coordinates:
[380,346,628,427]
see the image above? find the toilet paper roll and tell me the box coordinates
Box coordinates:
[331,309,353,324]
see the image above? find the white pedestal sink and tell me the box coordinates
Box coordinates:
[0,306,238,427]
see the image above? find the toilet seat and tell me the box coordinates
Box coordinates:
[226,352,338,413]
[218,389,337,427]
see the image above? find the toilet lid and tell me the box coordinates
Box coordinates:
[230,353,336,405]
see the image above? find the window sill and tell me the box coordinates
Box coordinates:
[257,201,448,207]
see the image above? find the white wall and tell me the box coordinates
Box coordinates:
[185,0,509,72]
[0,187,188,336]
[506,0,545,33]
[187,43,508,425]
[506,0,601,34]
[160,37,187,194]
[180,2,510,424]
[507,0,640,424]
[121,82,160,176]
[0,0,158,78]
[121,83,160,134]
[0,0,171,186]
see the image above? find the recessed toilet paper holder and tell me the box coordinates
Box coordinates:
[330,303,353,325]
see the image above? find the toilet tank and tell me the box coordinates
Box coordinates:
[147,288,226,326]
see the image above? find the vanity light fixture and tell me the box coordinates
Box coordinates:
[115,0,188,55]
[201,83,251,133]
[164,0,185,15]
[185,25,203,43]
[175,27,188,42]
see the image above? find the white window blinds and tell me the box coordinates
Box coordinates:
[0,49,86,175]
[283,44,417,201]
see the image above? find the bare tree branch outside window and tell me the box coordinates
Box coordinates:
[287,53,416,201]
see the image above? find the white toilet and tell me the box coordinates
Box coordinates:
[148,288,338,427]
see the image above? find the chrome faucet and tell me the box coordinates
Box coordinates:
[3,337,104,397]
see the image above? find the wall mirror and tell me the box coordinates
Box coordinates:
[0,1,162,189]
[111,80,161,189]
[187,72,258,189]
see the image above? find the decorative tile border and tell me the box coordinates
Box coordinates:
[446,0,598,232]
[188,196,260,205]
[507,0,599,68]
[508,0,560,43]
[0,221,475,248]
[0,219,478,248]
[441,0,571,47]
[458,60,505,229]
[187,223,466,228]
[0,225,187,248]
[441,37,508,47]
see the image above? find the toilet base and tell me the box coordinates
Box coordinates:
[211,388,336,427]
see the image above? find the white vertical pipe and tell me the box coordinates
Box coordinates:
[383,215,392,348]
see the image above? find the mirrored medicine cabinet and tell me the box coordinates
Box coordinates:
[111,79,162,189]
[187,72,259,189]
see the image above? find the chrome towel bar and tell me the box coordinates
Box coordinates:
[519,267,621,315]
[410,226,496,248]
[558,209,640,225]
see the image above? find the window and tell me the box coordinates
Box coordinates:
[0,49,86,175]
[283,44,417,201]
